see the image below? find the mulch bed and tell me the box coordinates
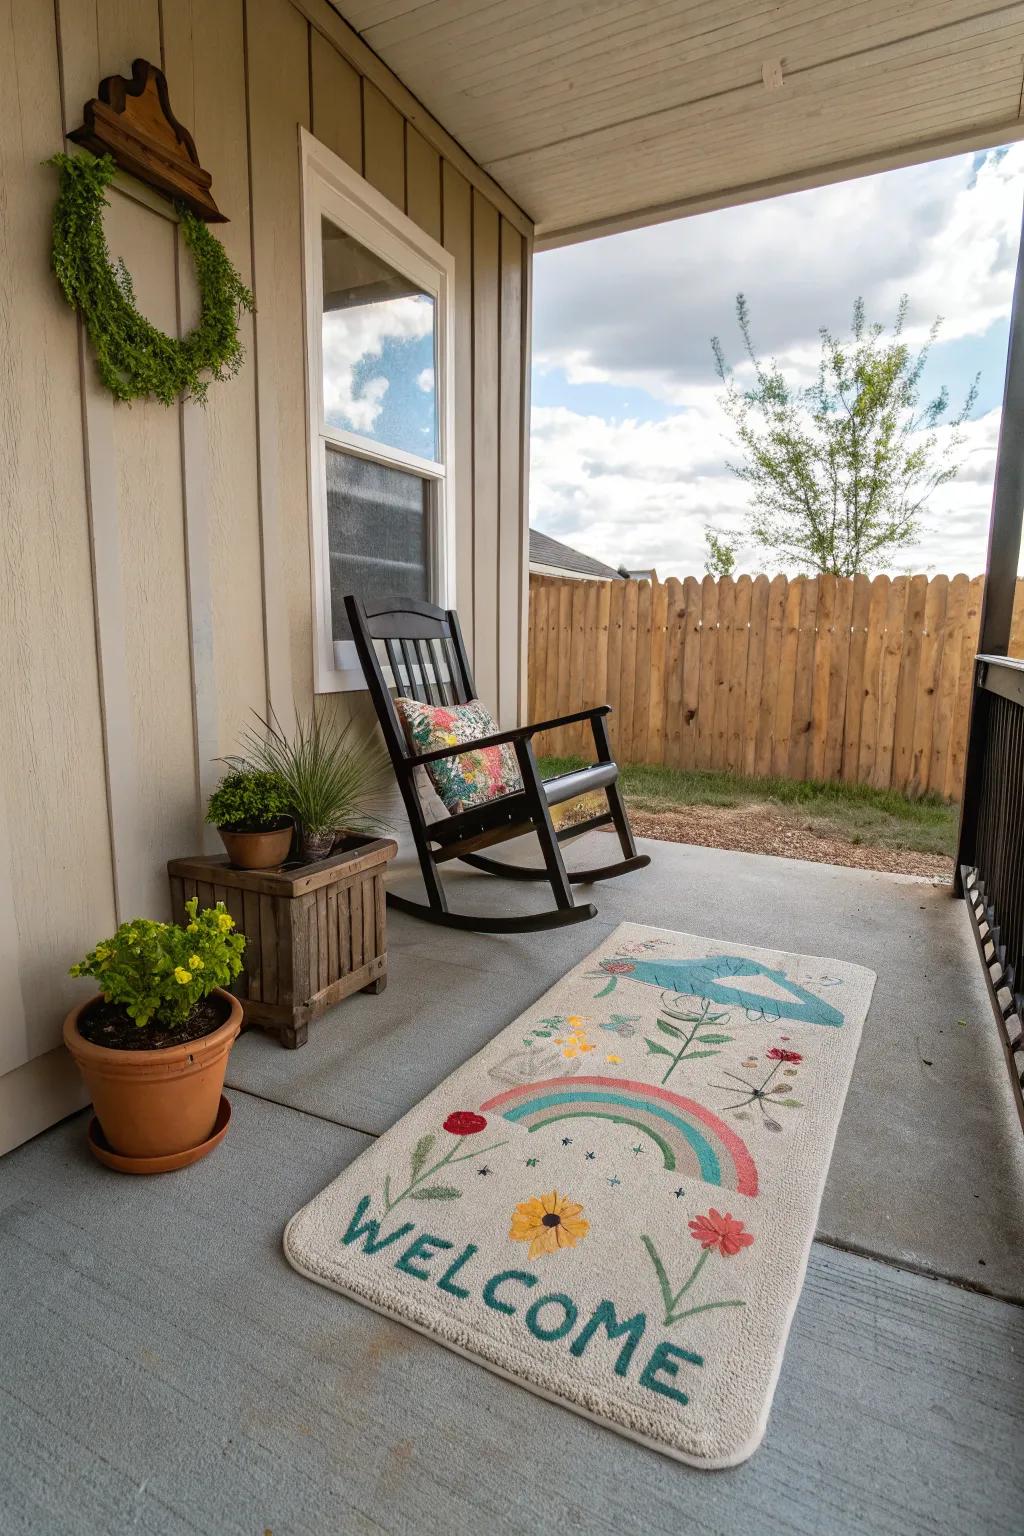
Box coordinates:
[77,995,229,1051]
[625,803,953,880]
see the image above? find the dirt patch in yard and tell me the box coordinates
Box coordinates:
[625,802,954,880]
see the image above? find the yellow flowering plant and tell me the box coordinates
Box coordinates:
[69,898,245,1029]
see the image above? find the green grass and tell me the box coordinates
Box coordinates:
[537,756,957,859]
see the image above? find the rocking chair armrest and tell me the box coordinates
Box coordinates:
[528,705,611,733]
[528,704,616,768]
[408,706,612,767]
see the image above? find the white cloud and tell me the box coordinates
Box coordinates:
[900,409,999,575]
[530,399,1001,581]
[417,366,435,393]
[531,396,746,577]
[322,296,433,430]
[530,147,1020,577]
[532,146,1024,402]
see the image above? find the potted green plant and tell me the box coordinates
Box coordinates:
[206,767,293,869]
[63,898,246,1172]
[233,709,391,863]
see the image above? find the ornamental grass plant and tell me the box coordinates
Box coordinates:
[231,708,391,859]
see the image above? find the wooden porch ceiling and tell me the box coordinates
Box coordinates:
[329,0,1024,247]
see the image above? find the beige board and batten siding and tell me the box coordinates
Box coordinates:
[0,0,533,1155]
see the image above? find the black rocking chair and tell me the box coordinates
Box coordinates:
[346,593,650,934]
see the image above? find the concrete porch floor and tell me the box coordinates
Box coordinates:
[2,836,1024,1534]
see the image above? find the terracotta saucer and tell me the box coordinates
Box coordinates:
[86,1095,232,1174]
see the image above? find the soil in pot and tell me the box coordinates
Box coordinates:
[77,994,229,1051]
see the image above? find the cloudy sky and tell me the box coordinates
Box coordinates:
[530,144,1024,580]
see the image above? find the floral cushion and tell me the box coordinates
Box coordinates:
[395,697,523,814]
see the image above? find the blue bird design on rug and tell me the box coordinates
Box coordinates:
[594,954,844,1027]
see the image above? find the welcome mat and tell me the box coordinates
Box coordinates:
[284,923,874,1467]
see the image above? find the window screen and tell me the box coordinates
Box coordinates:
[326,446,429,642]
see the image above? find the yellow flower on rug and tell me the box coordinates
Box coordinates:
[557,1017,596,1060]
[510,1190,590,1259]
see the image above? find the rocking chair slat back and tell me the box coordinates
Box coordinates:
[429,637,456,705]
[400,639,418,699]
[416,640,437,704]
[346,595,476,775]
[383,637,405,696]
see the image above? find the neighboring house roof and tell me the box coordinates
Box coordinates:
[529,528,623,581]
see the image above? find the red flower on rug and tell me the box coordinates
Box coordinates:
[766,1047,802,1063]
[601,960,636,974]
[688,1209,755,1257]
[443,1110,488,1136]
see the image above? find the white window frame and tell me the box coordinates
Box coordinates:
[300,126,456,693]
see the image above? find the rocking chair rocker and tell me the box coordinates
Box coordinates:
[346,594,650,934]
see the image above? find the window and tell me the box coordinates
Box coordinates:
[301,129,455,690]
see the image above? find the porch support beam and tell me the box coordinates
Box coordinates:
[954,195,1024,888]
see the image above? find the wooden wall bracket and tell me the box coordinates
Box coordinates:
[69,58,225,222]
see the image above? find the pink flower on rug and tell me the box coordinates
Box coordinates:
[688,1209,755,1257]
[443,1111,488,1136]
[766,1047,802,1064]
[600,960,635,975]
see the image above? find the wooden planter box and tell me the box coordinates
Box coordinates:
[167,836,397,1049]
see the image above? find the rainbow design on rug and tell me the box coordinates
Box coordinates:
[480,1075,758,1196]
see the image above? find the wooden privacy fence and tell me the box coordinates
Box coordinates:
[528,572,1024,802]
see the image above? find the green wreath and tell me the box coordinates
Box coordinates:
[48,151,254,406]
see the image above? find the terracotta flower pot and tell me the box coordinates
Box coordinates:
[63,989,243,1161]
[218,821,293,869]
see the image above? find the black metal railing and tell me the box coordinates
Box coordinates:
[959,655,1024,1126]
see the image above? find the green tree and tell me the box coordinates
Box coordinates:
[709,294,978,575]
[704,528,736,578]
